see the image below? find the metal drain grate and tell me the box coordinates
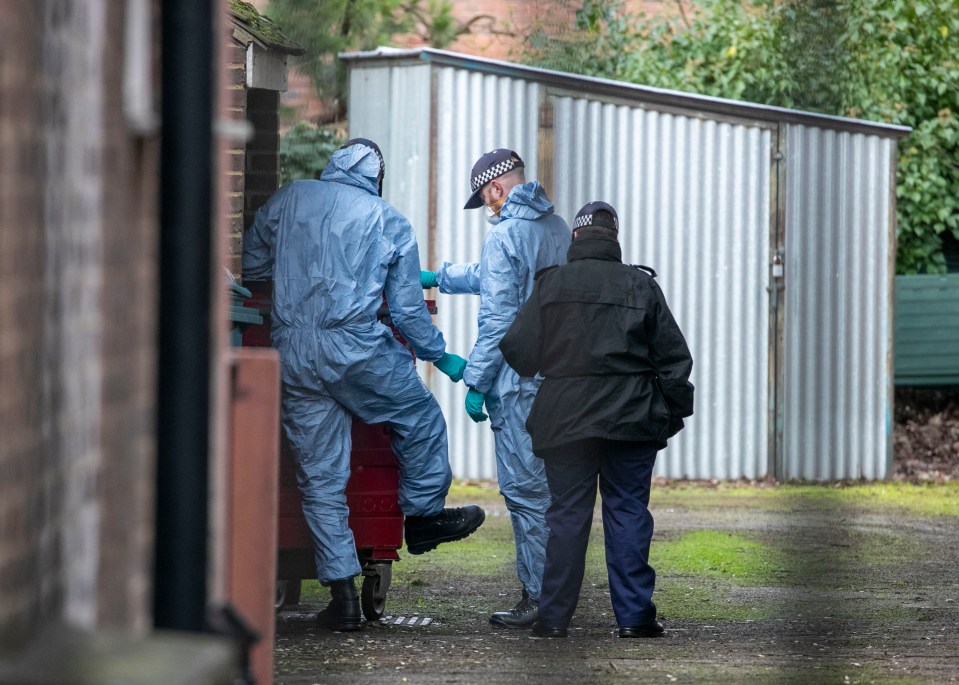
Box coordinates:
[387,615,433,627]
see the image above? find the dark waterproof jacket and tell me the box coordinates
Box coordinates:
[499,236,694,454]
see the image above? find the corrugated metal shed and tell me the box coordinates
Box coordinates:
[342,47,909,481]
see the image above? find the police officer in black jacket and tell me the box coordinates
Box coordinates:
[499,201,694,638]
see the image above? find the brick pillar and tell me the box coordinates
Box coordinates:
[243,89,281,234]
[0,0,52,643]
[223,37,248,275]
[96,0,160,632]
[0,0,159,639]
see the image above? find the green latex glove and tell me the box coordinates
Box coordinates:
[420,270,439,288]
[465,388,488,423]
[433,352,467,382]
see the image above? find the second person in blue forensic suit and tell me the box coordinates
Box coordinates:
[243,139,485,632]
[421,149,571,628]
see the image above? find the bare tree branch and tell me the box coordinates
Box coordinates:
[458,14,516,38]
[674,0,691,30]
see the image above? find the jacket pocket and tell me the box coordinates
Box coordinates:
[652,376,672,444]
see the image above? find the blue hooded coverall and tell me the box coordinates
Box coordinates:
[242,145,453,584]
[436,182,570,600]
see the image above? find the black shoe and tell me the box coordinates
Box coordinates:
[316,578,364,631]
[531,621,567,638]
[619,621,664,638]
[405,505,485,555]
[490,591,539,628]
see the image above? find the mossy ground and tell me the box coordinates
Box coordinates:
[276,480,959,684]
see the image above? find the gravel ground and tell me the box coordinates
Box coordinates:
[273,389,959,684]
[274,497,958,684]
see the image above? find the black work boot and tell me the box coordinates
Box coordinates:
[405,505,485,555]
[490,588,539,628]
[619,620,665,638]
[316,577,364,631]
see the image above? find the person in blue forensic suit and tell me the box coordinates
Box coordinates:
[243,138,485,632]
[499,201,694,639]
[420,149,571,628]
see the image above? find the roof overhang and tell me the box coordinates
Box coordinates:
[341,47,911,139]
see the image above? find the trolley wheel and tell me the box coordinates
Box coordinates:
[361,563,392,621]
[275,579,302,610]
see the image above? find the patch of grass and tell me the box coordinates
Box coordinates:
[447,479,504,506]
[296,508,518,603]
[299,579,325,602]
[652,530,788,585]
[656,582,781,621]
[391,509,516,583]
[847,530,924,566]
[779,482,959,517]
[643,530,791,621]
[651,484,796,512]
[651,481,959,517]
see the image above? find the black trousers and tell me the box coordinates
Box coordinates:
[537,439,659,629]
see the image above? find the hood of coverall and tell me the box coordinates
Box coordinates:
[499,181,555,222]
[320,144,382,196]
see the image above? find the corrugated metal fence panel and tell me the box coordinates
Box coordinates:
[430,66,542,479]
[349,62,433,251]
[551,97,772,480]
[894,274,959,385]
[345,54,902,482]
[782,126,894,480]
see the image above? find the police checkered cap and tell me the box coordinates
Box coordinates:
[341,137,385,176]
[463,148,525,209]
[573,201,619,232]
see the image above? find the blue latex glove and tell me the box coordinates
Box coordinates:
[420,270,439,288]
[433,352,467,382]
[465,388,488,423]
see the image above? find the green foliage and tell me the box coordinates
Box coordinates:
[523,0,959,274]
[897,111,959,273]
[279,122,343,184]
[845,1,959,274]
[266,0,404,116]
[266,0,473,116]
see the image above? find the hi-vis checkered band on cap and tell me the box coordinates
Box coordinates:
[573,213,597,229]
[573,201,619,231]
[471,157,519,192]
[464,149,525,209]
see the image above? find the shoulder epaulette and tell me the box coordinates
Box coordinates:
[534,265,559,280]
[632,264,657,278]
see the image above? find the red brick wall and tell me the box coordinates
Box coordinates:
[220,29,282,274]
[96,0,161,632]
[0,1,52,643]
[223,32,249,275]
[0,0,160,638]
[244,89,281,236]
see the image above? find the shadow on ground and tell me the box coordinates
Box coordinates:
[274,482,959,684]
